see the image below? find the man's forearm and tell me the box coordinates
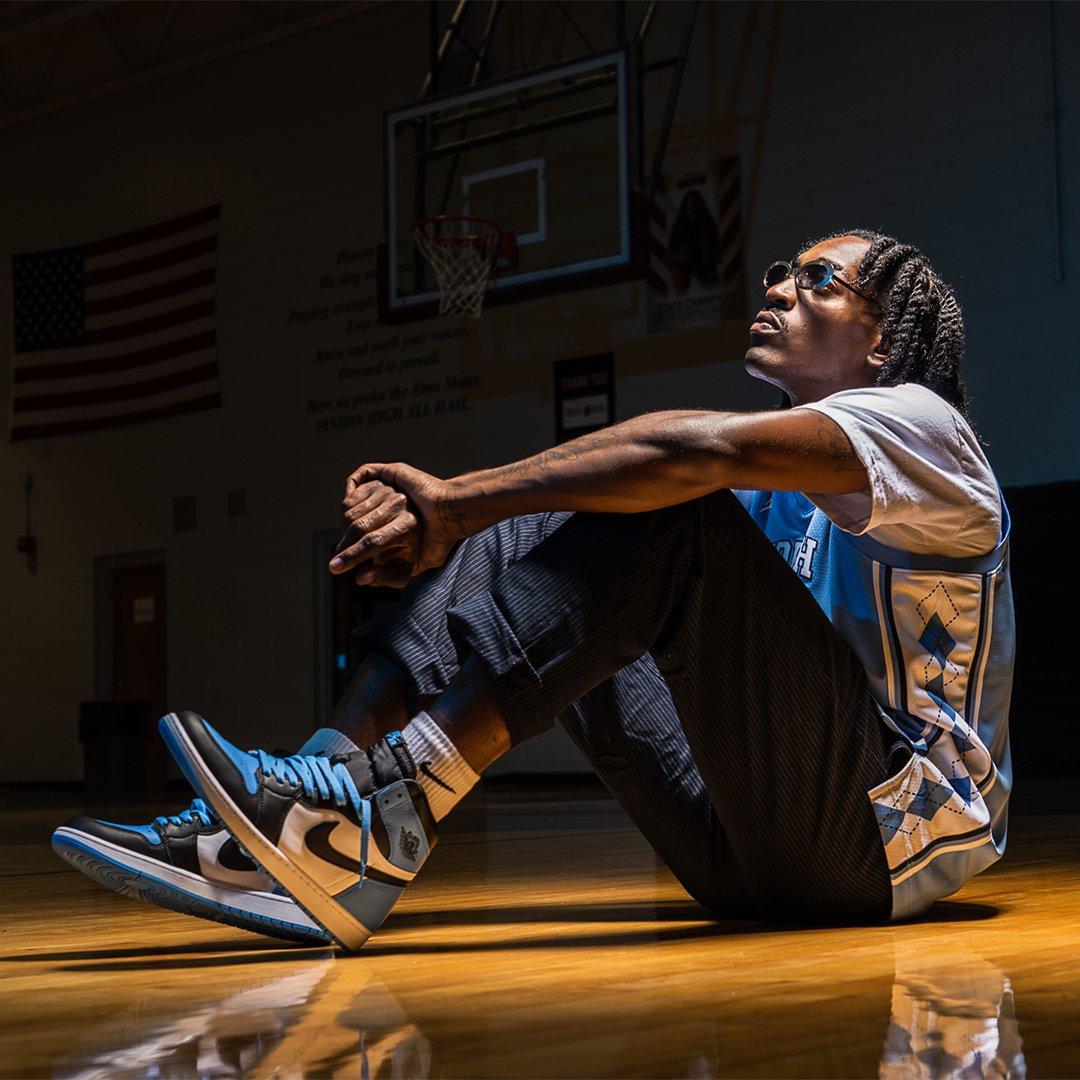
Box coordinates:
[443,410,740,536]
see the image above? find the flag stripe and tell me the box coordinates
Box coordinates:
[83,205,221,260]
[86,285,216,333]
[87,287,216,332]
[13,361,220,412]
[14,330,217,383]
[84,267,216,318]
[14,347,216,396]
[15,377,220,426]
[86,223,218,278]
[84,235,217,288]
[83,251,215,303]
[15,316,215,369]
[83,298,215,346]
[11,392,222,441]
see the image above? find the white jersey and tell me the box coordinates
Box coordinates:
[735,383,1014,919]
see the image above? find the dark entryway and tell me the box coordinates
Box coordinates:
[93,553,168,790]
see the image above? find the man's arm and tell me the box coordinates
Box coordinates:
[331,407,868,581]
[441,407,867,536]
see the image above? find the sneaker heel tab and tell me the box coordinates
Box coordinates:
[401,778,438,845]
[374,780,437,870]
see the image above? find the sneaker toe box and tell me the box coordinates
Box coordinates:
[161,710,262,798]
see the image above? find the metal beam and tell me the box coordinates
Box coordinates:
[429,68,617,132]
[420,0,469,98]
[149,1,181,68]
[636,1,659,44]
[436,0,507,212]
[423,99,616,161]
[647,0,700,202]
[554,0,595,53]
[0,1,114,46]
[93,9,138,74]
[0,2,388,133]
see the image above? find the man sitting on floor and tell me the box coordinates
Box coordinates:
[54,229,1014,951]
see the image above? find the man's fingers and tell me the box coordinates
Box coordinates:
[342,478,383,502]
[332,499,408,566]
[343,488,407,525]
[341,478,390,513]
[329,515,418,573]
[339,491,385,527]
[343,463,388,502]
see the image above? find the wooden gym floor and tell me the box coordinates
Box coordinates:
[1,780,1077,1078]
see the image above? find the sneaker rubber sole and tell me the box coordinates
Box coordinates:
[52,827,329,945]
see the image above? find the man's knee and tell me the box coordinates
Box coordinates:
[677,868,752,920]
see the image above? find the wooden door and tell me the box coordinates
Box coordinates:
[112,564,167,789]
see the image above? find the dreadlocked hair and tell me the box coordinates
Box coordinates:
[798,229,970,421]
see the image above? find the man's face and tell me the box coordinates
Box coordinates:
[744,235,883,405]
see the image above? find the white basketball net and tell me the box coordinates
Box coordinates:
[413,217,499,319]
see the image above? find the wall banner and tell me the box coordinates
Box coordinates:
[646,156,746,335]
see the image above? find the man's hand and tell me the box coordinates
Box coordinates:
[331,463,462,586]
[329,479,419,588]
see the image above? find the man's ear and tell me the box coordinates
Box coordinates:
[867,337,889,372]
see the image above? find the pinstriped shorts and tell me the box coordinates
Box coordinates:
[353,492,895,922]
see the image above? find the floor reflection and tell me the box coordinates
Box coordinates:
[58,958,431,1080]
[54,939,1027,1079]
[880,945,1025,1079]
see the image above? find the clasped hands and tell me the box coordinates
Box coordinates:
[327,462,460,589]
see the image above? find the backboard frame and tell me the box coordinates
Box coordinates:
[379,44,645,323]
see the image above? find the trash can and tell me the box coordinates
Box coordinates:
[78,700,151,793]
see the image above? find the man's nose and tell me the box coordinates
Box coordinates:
[764,278,796,309]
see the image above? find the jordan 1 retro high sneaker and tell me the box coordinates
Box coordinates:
[159,711,438,952]
[52,798,328,943]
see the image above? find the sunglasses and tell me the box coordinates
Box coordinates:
[763,259,881,310]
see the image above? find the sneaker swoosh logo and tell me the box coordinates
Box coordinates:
[304,821,363,873]
[303,821,409,887]
[217,835,258,873]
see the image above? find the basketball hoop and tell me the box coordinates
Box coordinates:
[413,215,506,319]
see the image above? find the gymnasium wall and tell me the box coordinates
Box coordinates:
[1,1,1076,782]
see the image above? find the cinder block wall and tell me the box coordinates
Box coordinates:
[1,2,1075,781]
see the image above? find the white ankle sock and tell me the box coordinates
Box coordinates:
[401,711,479,820]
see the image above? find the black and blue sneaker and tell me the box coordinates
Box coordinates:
[52,798,328,944]
[159,711,438,952]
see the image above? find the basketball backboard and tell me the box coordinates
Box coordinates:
[380,46,645,321]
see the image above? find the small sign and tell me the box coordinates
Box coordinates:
[133,596,155,624]
[561,393,610,431]
[554,354,614,444]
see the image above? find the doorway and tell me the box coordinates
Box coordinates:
[311,529,403,726]
[94,552,168,789]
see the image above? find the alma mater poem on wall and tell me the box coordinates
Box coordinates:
[290,247,480,434]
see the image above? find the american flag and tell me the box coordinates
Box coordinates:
[8,205,221,441]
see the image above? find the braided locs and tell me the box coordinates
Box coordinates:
[798,229,970,420]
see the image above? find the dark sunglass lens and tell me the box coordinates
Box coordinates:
[763,262,790,288]
[797,261,833,288]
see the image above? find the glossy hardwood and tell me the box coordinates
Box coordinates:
[1,783,1077,1078]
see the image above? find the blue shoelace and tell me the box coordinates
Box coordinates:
[154,798,214,830]
[255,750,372,886]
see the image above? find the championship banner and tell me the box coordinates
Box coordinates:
[646,156,745,335]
